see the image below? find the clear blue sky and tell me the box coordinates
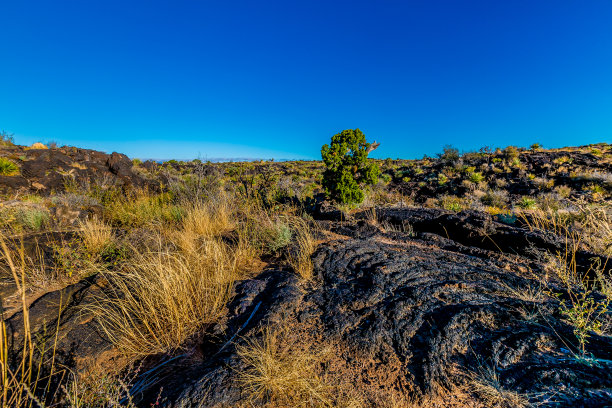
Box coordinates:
[1,1,611,160]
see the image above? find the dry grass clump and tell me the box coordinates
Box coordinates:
[95,198,259,356]
[237,327,363,408]
[27,142,48,150]
[519,205,612,356]
[180,198,235,238]
[468,365,529,408]
[79,217,113,256]
[518,202,611,257]
[94,236,245,356]
[286,217,317,280]
[63,364,140,408]
[236,325,489,408]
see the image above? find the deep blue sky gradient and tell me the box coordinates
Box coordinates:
[1,1,611,159]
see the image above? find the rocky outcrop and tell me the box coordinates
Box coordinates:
[0,145,151,194]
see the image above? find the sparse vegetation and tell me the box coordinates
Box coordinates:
[0,140,610,407]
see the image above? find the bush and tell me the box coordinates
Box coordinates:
[437,145,460,165]
[439,195,464,212]
[321,129,380,205]
[503,146,519,162]
[0,130,14,146]
[469,172,484,183]
[0,157,19,176]
[17,208,49,230]
[530,143,542,151]
[437,173,448,185]
[517,196,536,209]
[480,189,509,208]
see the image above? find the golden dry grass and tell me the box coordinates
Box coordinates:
[468,364,529,408]
[26,142,48,150]
[93,201,256,356]
[286,217,317,280]
[237,326,363,408]
[79,217,113,256]
[93,239,245,356]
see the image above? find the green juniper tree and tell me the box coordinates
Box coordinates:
[321,129,380,205]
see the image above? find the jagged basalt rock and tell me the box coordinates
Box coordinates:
[0,145,151,194]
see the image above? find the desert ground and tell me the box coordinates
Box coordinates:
[1,135,611,407]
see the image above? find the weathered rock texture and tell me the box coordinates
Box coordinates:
[0,145,150,194]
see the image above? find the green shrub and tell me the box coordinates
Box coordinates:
[469,172,484,183]
[530,143,542,151]
[268,222,292,253]
[437,173,448,185]
[439,195,464,212]
[0,157,19,176]
[321,129,380,205]
[503,146,520,162]
[381,173,392,184]
[17,208,49,230]
[517,196,536,209]
[106,192,184,227]
[437,145,460,165]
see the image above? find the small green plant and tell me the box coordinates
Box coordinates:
[0,157,20,176]
[16,208,50,230]
[469,172,484,183]
[559,290,610,356]
[530,143,542,151]
[321,129,380,205]
[437,173,448,186]
[439,195,464,212]
[268,221,292,253]
[503,146,519,162]
[517,196,536,209]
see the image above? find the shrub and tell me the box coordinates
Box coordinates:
[437,145,460,165]
[268,221,292,253]
[28,142,48,150]
[0,157,19,176]
[437,173,448,185]
[554,185,572,198]
[480,189,509,208]
[321,129,380,205]
[469,172,484,183]
[530,143,542,151]
[0,130,14,146]
[17,208,49,230]
[439,195,464,212]
[517,196,536,209]
[503,146,519,162]
[105,191,184,227]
